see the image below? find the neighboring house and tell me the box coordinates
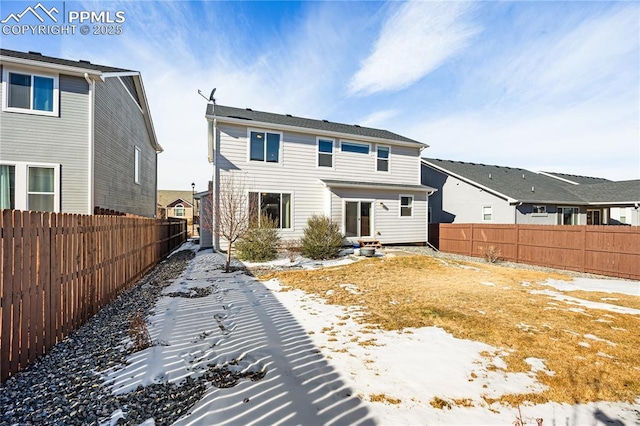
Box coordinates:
[157,189,198,236]
[206,104,435,249]
[422,158,640,226]
[0,49,162,217]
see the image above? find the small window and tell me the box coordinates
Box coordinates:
[28,166,55,212]
[5,71,57,114]
[377,146,389,172]
[482,206,492,221]
[400,195,413,217]
[249,191,292,228]
[249,131,281,163]
[174,204,185,217]
[318,139,334,167]
[341,141,369,154]
[619,214,627,224]
[533,205,546,214]
[0,165,16,209]
[134,146,141,184]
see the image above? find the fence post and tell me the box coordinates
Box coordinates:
[469,223,474,257]
[580,226,587,273]
[515,224,520,264]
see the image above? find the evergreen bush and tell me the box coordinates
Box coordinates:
[301,214,344,260]
[236,215,280,262]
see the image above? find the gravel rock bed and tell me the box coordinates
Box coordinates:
[0,250,199,426]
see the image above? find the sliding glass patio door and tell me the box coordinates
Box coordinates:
[345,201,372,238]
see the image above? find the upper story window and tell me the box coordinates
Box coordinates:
[3,68,59,116]
[400,195,413,217]
[341,141,370,154]
[317,138,334,167]
[174,204,185,217]
[377,146,390,172]
[249,130,281,163]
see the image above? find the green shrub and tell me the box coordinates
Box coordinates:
[301,214,344,260]
[236,215,280,262]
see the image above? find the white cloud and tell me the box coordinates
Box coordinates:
[348,1,479,96]
[358,109,399,128]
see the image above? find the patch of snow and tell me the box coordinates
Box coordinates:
[584,334,617,347]
[543,278,640,296]
[578,341,591,348]
[481,281,495,287]
[531,289,640,315]
[339,283,361,295]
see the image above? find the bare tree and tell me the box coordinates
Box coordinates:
[215,174,250,272]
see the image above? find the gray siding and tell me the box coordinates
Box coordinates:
[93,77,157,217]
[213,122,426,248]
[0,71,90,213]
[515,204,560,225]
[422,165,515,224]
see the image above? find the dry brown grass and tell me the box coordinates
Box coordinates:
[370,393,402,404]
[260,255,640,405]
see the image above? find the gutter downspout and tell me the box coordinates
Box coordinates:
[210,118,220,250]
[84,73,95,215]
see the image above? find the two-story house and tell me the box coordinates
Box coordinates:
[0,49,162,217]
[422,158,640,226]
[206,104,435,249]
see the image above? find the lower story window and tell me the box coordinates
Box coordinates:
[0,162,59,212]
[249,192,291,228]
[400,195,413,217]
[0,165,16,209]
[482,206,492,221]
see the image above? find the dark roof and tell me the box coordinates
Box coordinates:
[321,179,435,192]
[568,180,640,203]
[206,104,425,146]
[541,171,611,186]
[0,48,134,73]
[422,158,639,205]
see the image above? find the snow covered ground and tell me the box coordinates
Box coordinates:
[102,247,640,425]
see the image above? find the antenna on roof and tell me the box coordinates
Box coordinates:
[198,88,216,104]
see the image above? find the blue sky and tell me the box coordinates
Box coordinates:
[2,0,639,191]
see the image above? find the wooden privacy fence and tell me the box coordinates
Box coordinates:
[433,223,640,280]
[0,210,187,382]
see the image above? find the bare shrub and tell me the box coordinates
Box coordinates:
[215,174,250,272]
[480,245,501,263]
[280,239,301,262]
[129,310,151,351]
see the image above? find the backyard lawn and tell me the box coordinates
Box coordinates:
[260,254,640,408]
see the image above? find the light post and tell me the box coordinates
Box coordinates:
[191,182,195,238]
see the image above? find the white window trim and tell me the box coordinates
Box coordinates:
[316,137,335,169]
[246,128,284,165]
[532,204,547,216]
[376,144,391,173]
[399,194,414,218]
[134,146,141,185]
[342,198,375,238]
[247,190,294,230]
[2,67,60,117]
[0,161,60,212]
[482,205,493,222]
[340,140,371,155]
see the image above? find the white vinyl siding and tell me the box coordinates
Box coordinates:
[213,123,425,245]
